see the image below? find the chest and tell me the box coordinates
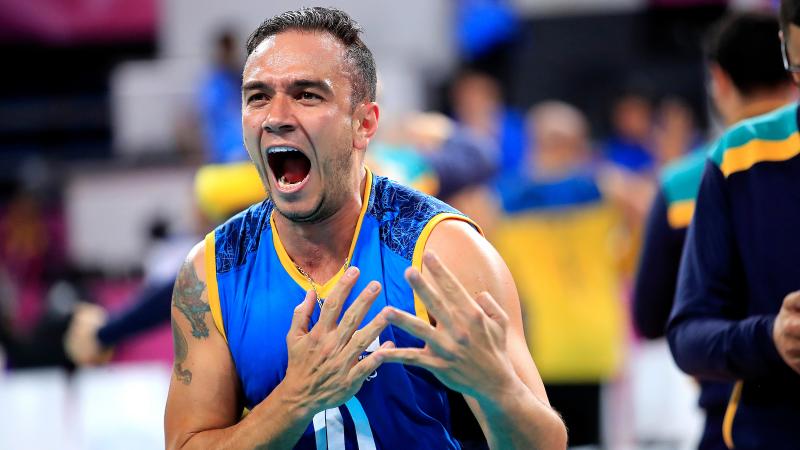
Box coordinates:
[222,228,420,408]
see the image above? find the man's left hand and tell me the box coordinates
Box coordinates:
[375,251,523,403]
[774,290,800,375]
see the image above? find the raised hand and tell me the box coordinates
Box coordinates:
[774,290,800,375]
[375,252,519,403]
[279,266,394,415]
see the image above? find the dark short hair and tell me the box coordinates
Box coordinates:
[245,7,377,106]
[705,12,790,96]
[780,0,800,30]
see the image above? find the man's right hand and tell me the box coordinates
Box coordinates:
[278,266,393,417]
[774,290,800,375]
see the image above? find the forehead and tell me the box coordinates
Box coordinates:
[243,30,349,85]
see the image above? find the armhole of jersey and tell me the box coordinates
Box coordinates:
[411,213,484,324]
[204,231,228,343]
[722,380,743,449]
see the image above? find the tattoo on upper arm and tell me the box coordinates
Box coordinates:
[171,317,192,385]
[173,261,211,339]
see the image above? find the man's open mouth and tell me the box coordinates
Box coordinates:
[267,146,311,190]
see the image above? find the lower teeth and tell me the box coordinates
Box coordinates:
[279,175,298,186]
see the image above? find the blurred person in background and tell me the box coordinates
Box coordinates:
[493,101,625,448]
[198,28,248,164]
[653,96,701,167]
[450,69,526,183]
[0,163,75,370]
[64,162,265,366]
[372,111,501,235]
[164,7,566,449]
[667,1,800,448]
[602,91,657,174]
[634,11,794,450]
[64,218,197,366]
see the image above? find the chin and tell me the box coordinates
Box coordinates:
[272,196,328,224]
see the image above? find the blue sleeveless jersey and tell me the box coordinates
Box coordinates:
[204,168,479,450]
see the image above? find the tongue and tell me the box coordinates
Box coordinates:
[282,155,309,184]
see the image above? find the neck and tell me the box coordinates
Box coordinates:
[729,90,795,125]
[273,166,367,282]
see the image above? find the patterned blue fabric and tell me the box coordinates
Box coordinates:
[215,199,273,274]
[211,172,472,450]
[370,175,464,260]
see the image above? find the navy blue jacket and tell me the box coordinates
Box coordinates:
[668,104,800,449]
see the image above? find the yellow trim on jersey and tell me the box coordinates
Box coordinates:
[720,133,800,178]
[204,231,227,343]
[271,167,374,299]
[411,213,483,323]
[722,380,743,449]
[667,199,695,229]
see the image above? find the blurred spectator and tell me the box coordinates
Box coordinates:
[654,96,701,167]
[64,163,265,367]
[492,101,625,447]
[198,28,247,163]
[602,91,657,174]
[450,69,526,180]
[370,112,500,233]
[635,12,794,450]
[667,2,800,447]
[0,171,66,331]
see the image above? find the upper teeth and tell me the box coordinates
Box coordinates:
[268,146,300,154]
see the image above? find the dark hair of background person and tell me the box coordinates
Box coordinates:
[780,0,800,30]
[244,6,377,107]
[704,12,791,96]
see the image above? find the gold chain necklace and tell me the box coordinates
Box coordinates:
[293,257,350,309]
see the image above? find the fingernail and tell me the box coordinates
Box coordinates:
[369,282,380,293]
[405,269,419,282]
[423,251,435,264]
[346,266,359,278]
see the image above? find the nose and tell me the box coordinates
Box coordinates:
[263,94,296,134]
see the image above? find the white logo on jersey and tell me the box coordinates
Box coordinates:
[359,336,380,381]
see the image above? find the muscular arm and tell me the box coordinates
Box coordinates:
[164,242,313,449]
[424,220,566,450]
[165,242,391,449]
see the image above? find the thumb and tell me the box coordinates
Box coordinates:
[784,290,800,312]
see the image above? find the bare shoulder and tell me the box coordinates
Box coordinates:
[424,219,513,297]
[173,240,213,340]
[184,239,209,282]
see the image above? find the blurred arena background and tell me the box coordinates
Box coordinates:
[0,0,783,449]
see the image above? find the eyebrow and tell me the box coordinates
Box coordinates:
[241,79,334,96]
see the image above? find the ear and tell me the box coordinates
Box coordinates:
[708,63,731,100]
[352,102,380,151]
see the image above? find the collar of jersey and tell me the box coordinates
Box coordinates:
[270,166,373,299]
